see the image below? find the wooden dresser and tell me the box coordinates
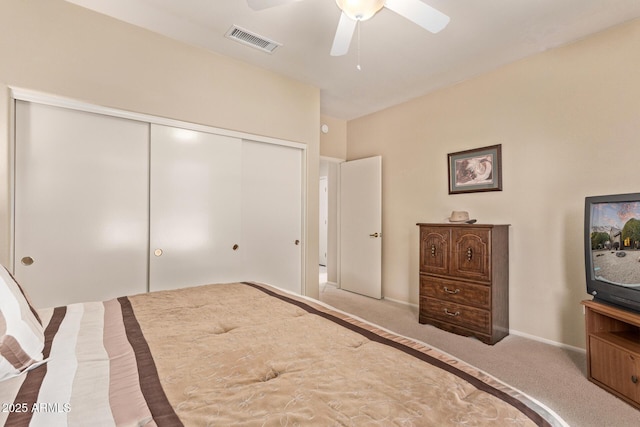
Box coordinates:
[417,223,509,345]
[582,300,640,409]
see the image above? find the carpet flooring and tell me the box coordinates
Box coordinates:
[319,284,640,427]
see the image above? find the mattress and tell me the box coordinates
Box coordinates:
[1,281,567,426]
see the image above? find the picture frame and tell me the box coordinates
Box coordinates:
[448,144,502,194]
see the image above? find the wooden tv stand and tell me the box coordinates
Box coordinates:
[582,299,640,409]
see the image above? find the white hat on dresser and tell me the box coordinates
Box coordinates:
[448,211,477,223]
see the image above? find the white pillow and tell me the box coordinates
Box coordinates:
[0,265,45,382]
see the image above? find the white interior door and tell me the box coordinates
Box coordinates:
[149,125,243,291]
[319,177,328,267]
[340,156,382,299]
[242,140,303,294]
[14,101,149,308]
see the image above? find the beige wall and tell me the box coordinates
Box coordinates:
[319,115,346,286]
[320,115,347,159]
[347,18,640,348]
[0,0,320,297]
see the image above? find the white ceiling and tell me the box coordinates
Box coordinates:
[66,0,640,120]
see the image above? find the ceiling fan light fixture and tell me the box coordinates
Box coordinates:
[335,0,385,21]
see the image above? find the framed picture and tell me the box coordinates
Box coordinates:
[448,144,502,194]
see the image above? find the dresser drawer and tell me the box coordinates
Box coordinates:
[420,275,490,310]
[421,297,491,333]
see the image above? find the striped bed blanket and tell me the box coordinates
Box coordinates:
[1,282,567,426]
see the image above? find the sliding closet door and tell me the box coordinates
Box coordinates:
[149,125,243,291]
[242,140,303,294]
[14,101,149,308]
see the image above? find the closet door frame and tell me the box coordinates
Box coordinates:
[9,87,308,295]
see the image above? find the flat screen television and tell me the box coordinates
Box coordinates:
[585,192,640,312]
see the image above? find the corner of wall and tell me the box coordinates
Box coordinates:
[320,115,347,159]
[0,84,10,268]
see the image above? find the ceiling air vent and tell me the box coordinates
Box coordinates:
[225,25,281,54]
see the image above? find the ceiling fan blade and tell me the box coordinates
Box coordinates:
[384,0,450,33]
[246,0,297,11]
[330,12,357,56]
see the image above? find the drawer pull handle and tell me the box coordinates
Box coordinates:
[444,308,460,317]
[632,375,638,384]
[444,286,460,294]
[467,247,473,261]
[431,244,436,257]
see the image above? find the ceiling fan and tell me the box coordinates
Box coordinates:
[246,0,450,56]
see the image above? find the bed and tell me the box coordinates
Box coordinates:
[1,267,566,426]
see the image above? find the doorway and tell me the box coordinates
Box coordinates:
[319,158,340,289]
[319,156,382,299]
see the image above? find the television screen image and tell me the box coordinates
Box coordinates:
[589,200,640,288]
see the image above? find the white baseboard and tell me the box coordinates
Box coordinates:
[382,296,419,309]
[509,329,585,353]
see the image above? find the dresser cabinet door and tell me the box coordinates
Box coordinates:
[451,228,491,282]
[590,336,640,403]
[419,227,450,275]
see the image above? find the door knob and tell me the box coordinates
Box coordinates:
[21,256,34,266]
[369,232,381,238]
[294,240,300,245]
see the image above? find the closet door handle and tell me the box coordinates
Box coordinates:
[294,240,300,245]
[21,256,34,266]
[154,249,163,257]
[232,244,239,251]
